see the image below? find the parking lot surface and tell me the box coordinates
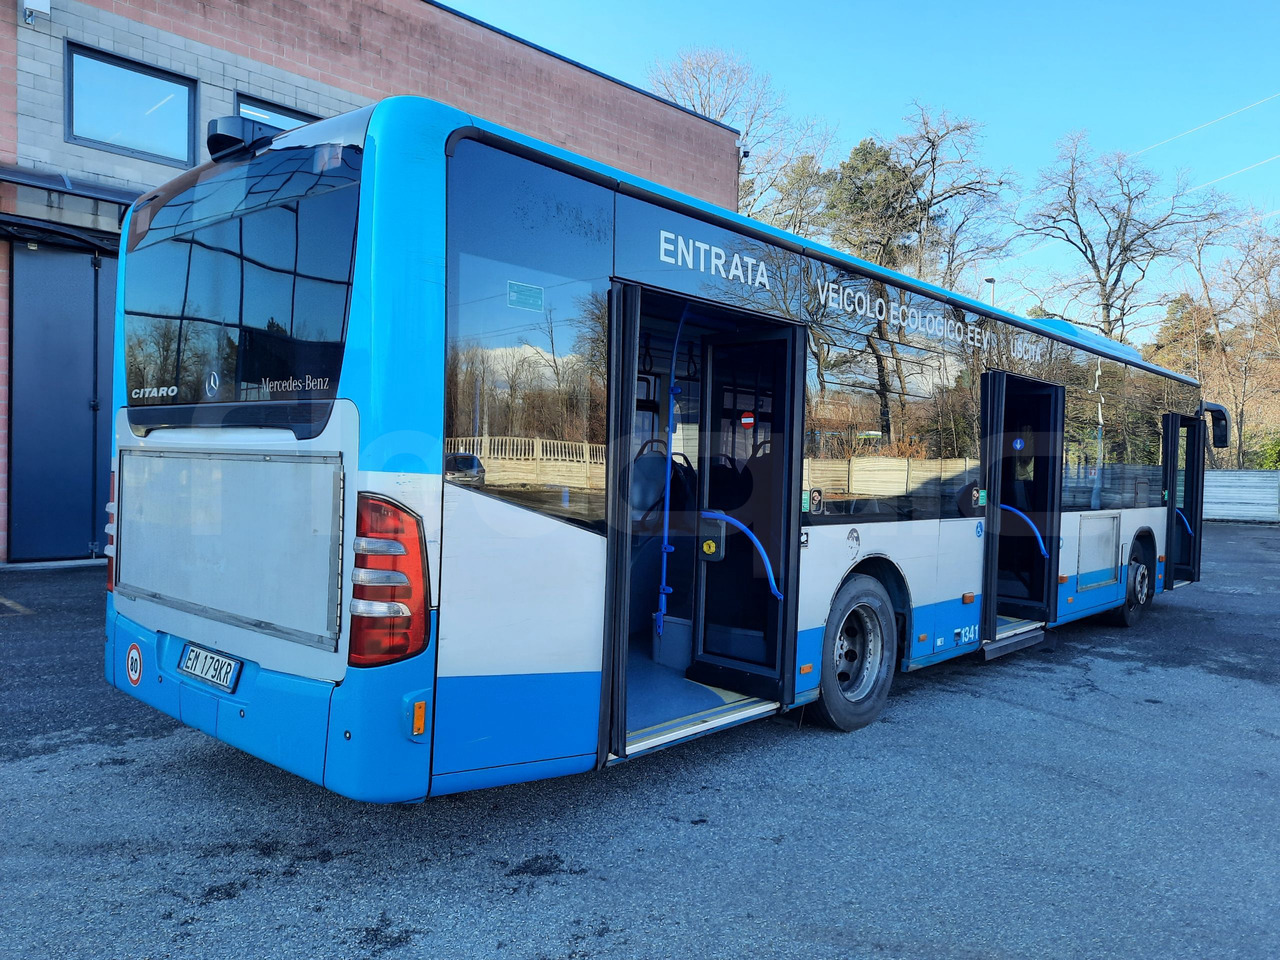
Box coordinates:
[2,523,1278,960]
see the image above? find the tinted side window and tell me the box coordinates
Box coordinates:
[803,322,943,523]
[1117,365,1166,508]
[934,346,983,519]
[445,141,614,531]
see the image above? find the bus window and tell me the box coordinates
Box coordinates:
[124,142,361,407]
[802,380,941,522]
[444,140,614,530]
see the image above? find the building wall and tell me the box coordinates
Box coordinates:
[0,0,738,561]
[12,0,739,203]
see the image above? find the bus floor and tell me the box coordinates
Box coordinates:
[626,645,751,738]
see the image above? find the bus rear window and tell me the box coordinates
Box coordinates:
[123,139,361,406]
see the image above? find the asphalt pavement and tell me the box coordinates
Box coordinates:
[1,524,1278,960]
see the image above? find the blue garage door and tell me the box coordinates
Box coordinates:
[10,244,116,561]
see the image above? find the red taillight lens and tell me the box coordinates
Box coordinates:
[105,471,116,593]
[348,494,428,667]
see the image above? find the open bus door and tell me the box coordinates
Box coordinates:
[684,327,802,703]
[601,286,801,762]
[1162,413,1206,588]
[979,371,1065,648]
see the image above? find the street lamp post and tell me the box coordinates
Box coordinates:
[984,277,996,307]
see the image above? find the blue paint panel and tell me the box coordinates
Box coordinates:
[1051,571,1126,627]
[795,627,823,695]
[1077,567,1118,589]
[109,610,336,784]
[432,672,602,775]
[111,207,132,420]
[903,642,981,671]
[104,593,117,686]
[107,612,181,719]
[430,754,594,797]
[907,594,982,668]
[180,684,219,736]
[339,96,471,474]
[324,639,438,804]
[216,666,333,786]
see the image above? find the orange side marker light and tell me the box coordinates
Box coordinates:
[412,700,426,736]
[962,592,975,604]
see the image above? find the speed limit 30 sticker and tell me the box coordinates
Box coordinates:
[125,642,143,686]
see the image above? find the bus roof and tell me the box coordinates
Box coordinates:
[402,97,1196,388]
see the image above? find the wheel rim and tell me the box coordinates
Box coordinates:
[833,603,883,703]
[1130,559,1150,608]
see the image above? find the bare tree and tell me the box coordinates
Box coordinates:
[647,47,834,221]
[823,105,1012,289]
[1160,217,1280,467]
[895,104,1014,290]
[758,153,833,237]
[1016,132,1223,341]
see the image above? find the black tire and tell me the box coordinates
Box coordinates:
[1109,540,1155,628]
[813,575,898,731]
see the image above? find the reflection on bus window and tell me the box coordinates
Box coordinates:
[444,141,614,531]
[803,383,941,522]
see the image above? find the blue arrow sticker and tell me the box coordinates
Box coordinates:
[1012,437,1025,451]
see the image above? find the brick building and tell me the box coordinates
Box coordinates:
[0,0,739,562]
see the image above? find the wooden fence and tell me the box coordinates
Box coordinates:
[803,457,978,498]
[447,436,606,489]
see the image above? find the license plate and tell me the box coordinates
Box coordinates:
[178,643,242,693]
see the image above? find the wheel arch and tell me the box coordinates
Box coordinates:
[1131,526,1157,561]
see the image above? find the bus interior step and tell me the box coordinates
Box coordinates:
[982,628,1050,661]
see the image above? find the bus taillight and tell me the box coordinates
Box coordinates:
[105,471,116,593]
[348,494,428,667]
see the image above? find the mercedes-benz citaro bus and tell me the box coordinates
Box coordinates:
[105,97,1230,802]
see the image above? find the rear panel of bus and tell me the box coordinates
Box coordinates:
[104,99,467,803]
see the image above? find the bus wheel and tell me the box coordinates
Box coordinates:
[814,575,897,731]
[1110,542,1154,628]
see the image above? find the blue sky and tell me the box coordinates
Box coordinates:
[450,1,1280,321]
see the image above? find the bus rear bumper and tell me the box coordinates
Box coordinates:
[104,605,434,802]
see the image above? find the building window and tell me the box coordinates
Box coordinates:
[235,94,320,132]
[66,45,195,166]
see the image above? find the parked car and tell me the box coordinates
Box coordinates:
[445,453,485,486]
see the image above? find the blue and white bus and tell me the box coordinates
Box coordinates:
[105,97,1229,802]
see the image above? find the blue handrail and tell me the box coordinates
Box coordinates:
[701,510,784,601]
[1175,508,1195,538]
[654,309,688,637]
[999,504,1049,559]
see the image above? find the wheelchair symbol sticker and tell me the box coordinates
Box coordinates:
[975,521,984,538]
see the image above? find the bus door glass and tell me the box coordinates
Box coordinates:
[980,371,1065,635]
[1162,413,1205,586]
[686,328,799,701]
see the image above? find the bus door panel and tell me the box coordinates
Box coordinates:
[980,371,1065,637]
[685,326,802,704]
[1162,413,1205,587]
